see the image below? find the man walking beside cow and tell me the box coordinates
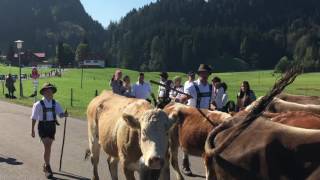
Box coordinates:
[180,64,213,175]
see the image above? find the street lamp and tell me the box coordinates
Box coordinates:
[15,40,24,97]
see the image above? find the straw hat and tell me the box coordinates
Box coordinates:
[40,83,57,95]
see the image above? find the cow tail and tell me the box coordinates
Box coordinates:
[84,149,91,161]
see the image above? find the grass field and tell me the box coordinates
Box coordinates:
[0,66,319,119]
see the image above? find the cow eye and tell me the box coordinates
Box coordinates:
[142,137,147,142]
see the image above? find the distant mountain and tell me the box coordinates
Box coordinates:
[104,0,320,72]
[0,0,106,56]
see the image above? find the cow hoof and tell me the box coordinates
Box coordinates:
[92,176,99,180]
[182,167,192,176]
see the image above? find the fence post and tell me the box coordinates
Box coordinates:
[95,90,98,97]
[2,81,4,95]
[71,88,73,107]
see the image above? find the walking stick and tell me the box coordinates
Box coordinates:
[59,109,68,172]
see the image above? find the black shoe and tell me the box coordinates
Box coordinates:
[43,164,53,179]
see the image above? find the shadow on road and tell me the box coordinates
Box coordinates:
[53,171,90,180]
[0,155,23,165]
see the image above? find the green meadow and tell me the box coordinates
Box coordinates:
[0,65,319,119]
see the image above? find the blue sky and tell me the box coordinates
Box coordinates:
[80,0,156,28]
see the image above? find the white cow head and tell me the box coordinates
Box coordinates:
[122,108,179,169]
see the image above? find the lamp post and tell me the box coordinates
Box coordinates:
[15,40,24,97]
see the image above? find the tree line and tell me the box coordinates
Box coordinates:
[104,0,320,72]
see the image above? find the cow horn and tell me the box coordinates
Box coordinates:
[211,65,303,157]
[205,120,233,157]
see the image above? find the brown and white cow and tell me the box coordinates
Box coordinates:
[86,91,180,180]
[278,93,320,105]
[163,103,231,180]
[246,97,320,114]
[205,115,320,180]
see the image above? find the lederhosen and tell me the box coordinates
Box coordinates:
[38,100,57,139]
[194,84,212,109]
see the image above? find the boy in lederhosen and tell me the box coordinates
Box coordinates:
[31,83,68,179]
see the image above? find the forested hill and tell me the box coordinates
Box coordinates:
[0,0,106,56]
[105,0,320,72]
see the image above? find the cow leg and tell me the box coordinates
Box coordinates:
[88,128,101,180]
[182,153,192,176]
[123,166,135,180]
[107,156,119,180]
[204,155,216,180]
[169,144,184,180]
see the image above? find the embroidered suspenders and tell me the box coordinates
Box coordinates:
[194,84,212,109]
[40,100,57,121]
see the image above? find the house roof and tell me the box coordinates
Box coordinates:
[33,52,46,58]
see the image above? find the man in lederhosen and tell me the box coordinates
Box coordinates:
[31,83,68,179]
[157,72,173,109]
[181,64,213,175]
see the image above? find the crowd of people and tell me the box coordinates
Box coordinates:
[109,64,257,113]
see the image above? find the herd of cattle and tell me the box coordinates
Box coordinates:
[85,91,320,180]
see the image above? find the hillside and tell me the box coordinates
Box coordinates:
[0,0,106,56]
[104,0,320,72]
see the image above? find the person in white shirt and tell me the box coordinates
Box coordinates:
[180,64,213,175]
[31,83,68,179]
[131,72,156,102]
[183,71,195,105]
[211,77,228,111]
[184,71,195,92]
[157,72,173,108]
[169,76,184,102]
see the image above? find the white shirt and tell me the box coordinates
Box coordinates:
[185,79,211,108]
[132,82,152,99]
[31,98,64,121]
[212,87,227,109]
[169,85,184,100]
[184,81,194,92]
[158,80,173,98]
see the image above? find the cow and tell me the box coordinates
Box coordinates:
[86,91,180,180]
[278,93,320,105]
[205,114,320,180]
[246,97,320,115]
[163,103,231,180]
[271,111,320,129]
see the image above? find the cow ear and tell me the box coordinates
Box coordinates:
[166,109,182,130]
[123,113,140,129]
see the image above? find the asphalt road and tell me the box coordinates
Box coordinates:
[0,100,206,180]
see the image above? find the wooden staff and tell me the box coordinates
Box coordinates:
[149,80,193,98]
[59,109,68,172]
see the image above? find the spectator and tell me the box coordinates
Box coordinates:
[170,76,184,103]
[5,74,16,99]
[157,72,173,108]
[219,82,229,111]
[183,71,196,105]
[211,77,227,111]
[122,75,132,97]
[236,81,256,111]
[109,69,123,95]
[132,73,156,102]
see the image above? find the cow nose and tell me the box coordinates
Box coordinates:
[148,156,164,169]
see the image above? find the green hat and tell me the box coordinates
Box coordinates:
[40,83,57,95]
